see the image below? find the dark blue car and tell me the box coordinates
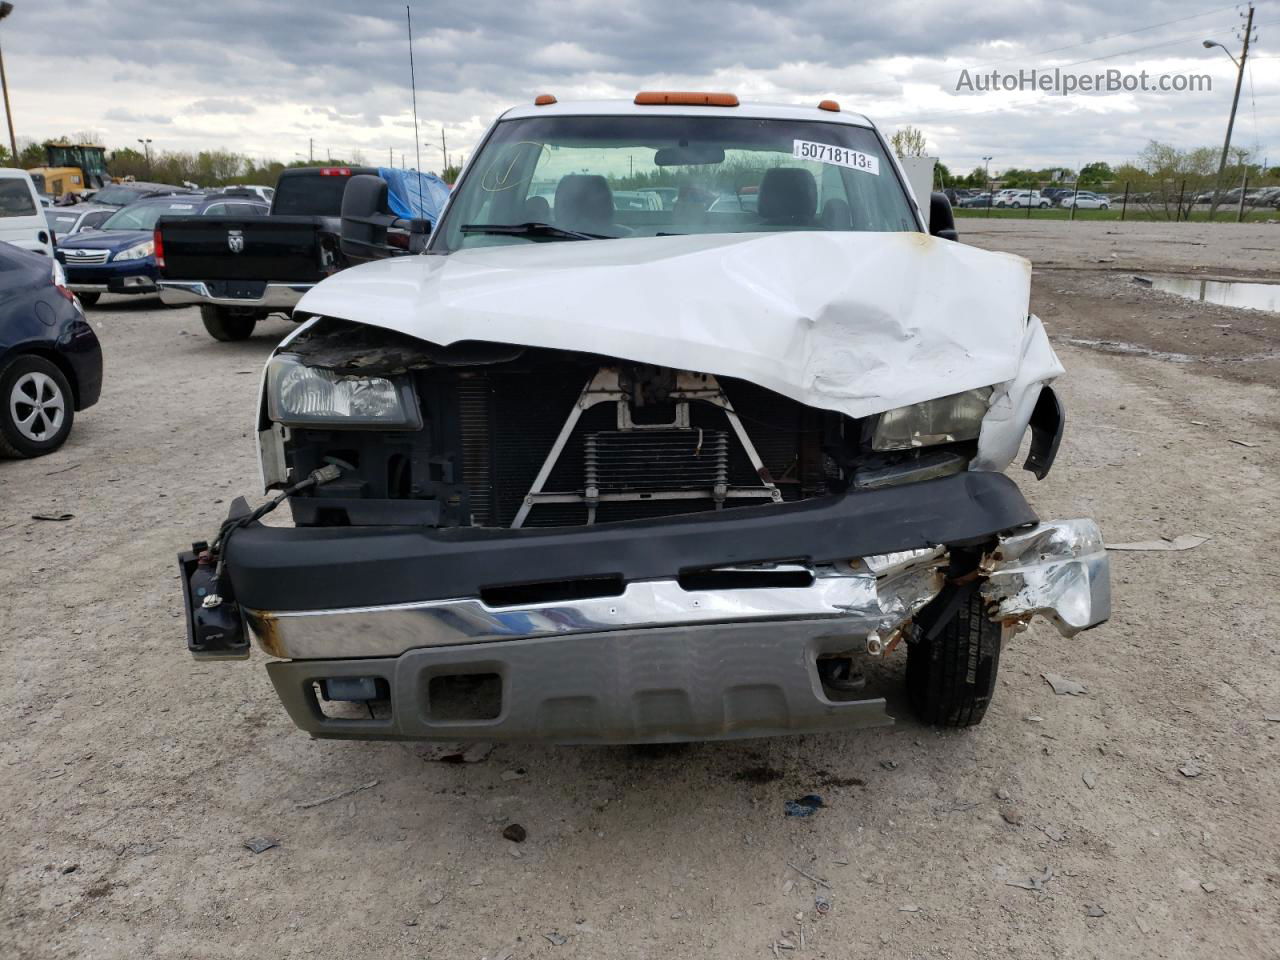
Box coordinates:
[55,194,268,306]
[0,243,102,457]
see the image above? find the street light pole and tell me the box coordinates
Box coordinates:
[0,2,18,163]
[137,137,152,176]
[983,156,993,216]
[1204,3,1255,219]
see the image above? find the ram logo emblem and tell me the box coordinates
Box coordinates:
[227,230,245,254]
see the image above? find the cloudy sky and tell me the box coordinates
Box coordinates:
[5,0,1278,175]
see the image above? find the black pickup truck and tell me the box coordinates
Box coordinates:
[156,166,378,341]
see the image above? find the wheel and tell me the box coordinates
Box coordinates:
[906,585,1003,728]
[77,292,100,307]
[0,354,75,458]
[1011,201,1021,208]
[200,305,257,341]
[1039,201,1049,208]
[1100,203,1109,210]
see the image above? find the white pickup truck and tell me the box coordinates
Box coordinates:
[180,93,1110,744]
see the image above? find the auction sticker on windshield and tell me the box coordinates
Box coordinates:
[792,140,880,175]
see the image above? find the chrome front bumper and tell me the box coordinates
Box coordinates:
[157,280,313,310]
[244,519,1110,661]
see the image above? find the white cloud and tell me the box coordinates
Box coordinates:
[1,0,1275,174]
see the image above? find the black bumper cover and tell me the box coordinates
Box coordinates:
[225,471,1037,612]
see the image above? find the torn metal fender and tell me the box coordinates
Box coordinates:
[982,519,1111,637]
[972,315,1066,474]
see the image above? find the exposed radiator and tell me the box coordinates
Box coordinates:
[586,429,729,493]
[446,360,827,529]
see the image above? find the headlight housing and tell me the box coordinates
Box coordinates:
[113,240,154,261]
[265,354,422,429]
[871,387,993,451]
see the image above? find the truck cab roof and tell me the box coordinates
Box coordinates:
[498,97,876,128]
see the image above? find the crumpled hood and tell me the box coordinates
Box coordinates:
[296,231,1046,420]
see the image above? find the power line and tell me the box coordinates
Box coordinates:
[872,19,1280,129]
[1054,18,1276,70]
[847,2,1250,94]
[987,3,1246,68]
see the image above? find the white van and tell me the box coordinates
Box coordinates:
[0,168,54,256]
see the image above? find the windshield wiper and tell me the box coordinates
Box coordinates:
[459,221,614,241]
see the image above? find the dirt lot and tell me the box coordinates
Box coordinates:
[3,220,1279,959]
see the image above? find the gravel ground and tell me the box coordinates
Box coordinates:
[2,221,1279,959]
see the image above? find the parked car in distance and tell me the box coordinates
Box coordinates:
[613,190,666,211]
[957,192,995,207]
[0,169,56,256]
[44,204,115,239]
[1062,191,1110,210]
[177,95,1110,745]
[1245,186,1280,207]
[0,244,102,457]
[89,181,195,208]
[994,189,1049,208]
[55,194,268,306]
[220,185,275,204]
[1040,187,1073,205]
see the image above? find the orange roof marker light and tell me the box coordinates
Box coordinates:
[634,91,740,107]
[534,93,558,106]
[817,99,841,112]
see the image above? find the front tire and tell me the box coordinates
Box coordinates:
[906,586,1003,728]
[77,292,100,308]
[1011,201,1021,208]
[0,355,75,458]
[200,305,257,342]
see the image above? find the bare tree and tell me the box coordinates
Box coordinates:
[890,126,928,158]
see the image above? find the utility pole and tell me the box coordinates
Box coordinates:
[309,137,314,164]
[441,127,448,174]
[0,2,18,162]
[982,156,993,216]
[1205,3,1255,219]
[137,138,153,176]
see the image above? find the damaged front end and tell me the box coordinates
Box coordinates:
[181,313,1108,743]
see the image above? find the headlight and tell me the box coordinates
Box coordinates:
[113,241,154,261]
[872,387,993,451]
[265,354,422,429]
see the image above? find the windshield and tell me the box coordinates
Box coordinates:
[434,114,917,252]
[45,211,82,234]
[0,179,37,217]
[93,186,154,206]
[102,200,202,231]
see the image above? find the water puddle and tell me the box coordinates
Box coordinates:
[1137,276,1280,313]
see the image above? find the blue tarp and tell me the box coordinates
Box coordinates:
[377,167,450,225]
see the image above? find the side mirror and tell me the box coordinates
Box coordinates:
[929,192,959,242]
[340,174,400,262]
